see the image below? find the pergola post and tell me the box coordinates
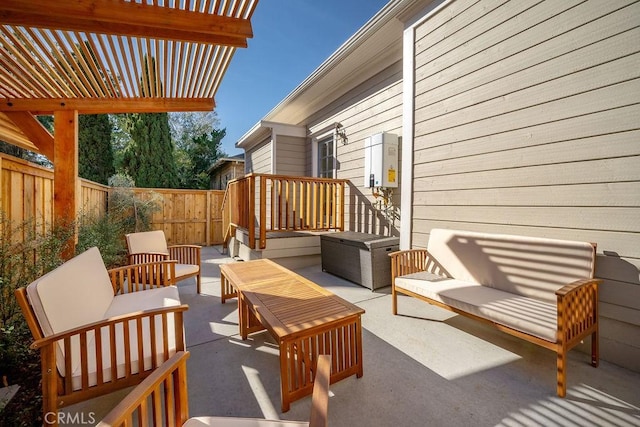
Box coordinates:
[53,110,79,260]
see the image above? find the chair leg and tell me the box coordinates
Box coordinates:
[41,348,59,426]
[196,272,201,294]
[392,286,398,315]
[591,329,599,367]
[557,348,566,397]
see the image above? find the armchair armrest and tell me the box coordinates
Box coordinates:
[109,260,178,293]
[97,351,191,427]
[389,249,430,285]
[556,278,601,348]
[31,304,189,350]
[168,245,201,266]
[31,304,189,399]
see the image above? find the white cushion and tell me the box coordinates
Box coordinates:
[396,271,557,342]
[184,417,309,427]
[71,286,181,390]
[126,230,169,255]
[26,247,114,375]
[175,263,200,278]
[26,247,113,336]
[426,229,595,303]
[104,284,180,318]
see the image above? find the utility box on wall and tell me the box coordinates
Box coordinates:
[364,132,398,188]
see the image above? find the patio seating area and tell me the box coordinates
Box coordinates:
[64,246,640,426]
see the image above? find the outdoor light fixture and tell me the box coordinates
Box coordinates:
[335,122,348,145]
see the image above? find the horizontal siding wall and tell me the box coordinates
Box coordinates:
[411,0,640,371]
[245,137,271,174]
[308,61,403,236]
[276,135,306,176]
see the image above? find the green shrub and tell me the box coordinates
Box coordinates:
[76,212,128,268]
[108,173,161,234]
[0,215,72,426]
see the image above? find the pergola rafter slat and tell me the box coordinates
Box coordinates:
[0,29,51,98]
[0,0,257,113]
[23,28,76,97]
[0,56,35,98]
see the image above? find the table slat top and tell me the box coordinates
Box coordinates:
[220,259,364,338]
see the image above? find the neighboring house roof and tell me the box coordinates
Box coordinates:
[207,153,245,174]
[237,0,429,150]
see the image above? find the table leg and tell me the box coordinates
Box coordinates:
[220,273,237,303]
[238,293,248,340]
[356,316,364,378]
[238,293,266,340]
[279,341,290,413]
[277,316,364,412]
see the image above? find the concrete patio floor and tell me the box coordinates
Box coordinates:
[69,246,640,426]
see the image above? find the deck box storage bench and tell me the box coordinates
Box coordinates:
[15,246,188,425]
[321,231,399,290]
[390,229,600,397]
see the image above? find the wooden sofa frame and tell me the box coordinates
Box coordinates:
[97,352,331,427]
[390,247,601,397]
[15,260,188,426]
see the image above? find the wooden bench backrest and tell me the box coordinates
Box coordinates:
[427,228,596,303]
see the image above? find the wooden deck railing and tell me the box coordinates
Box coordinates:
[222,173,347,250]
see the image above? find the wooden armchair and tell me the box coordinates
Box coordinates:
[126,230,202,293]
[98,352,331,427]
[14,247,189,426]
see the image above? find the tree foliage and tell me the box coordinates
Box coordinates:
[176,128,227,189]
[121,112,178,188]
[170,112,227,189]
[78,114,115,184]
[0,108,228,191]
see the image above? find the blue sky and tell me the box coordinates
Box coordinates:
[215,0,390,155]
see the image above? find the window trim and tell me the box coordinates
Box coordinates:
[311,130,336,178]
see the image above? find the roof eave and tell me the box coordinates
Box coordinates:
[261,0,415,124]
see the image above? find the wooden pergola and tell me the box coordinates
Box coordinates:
[0,0,258,255]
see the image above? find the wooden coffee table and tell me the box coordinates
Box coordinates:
[219,259,365,412]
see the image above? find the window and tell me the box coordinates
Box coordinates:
[317,136,335,178]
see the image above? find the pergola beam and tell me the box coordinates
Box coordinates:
[0,97,215,115]
[53,110,78,260]
[4,111,54,159]
[0,0,253,47]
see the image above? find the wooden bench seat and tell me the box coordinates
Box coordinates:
[390,229,601,397]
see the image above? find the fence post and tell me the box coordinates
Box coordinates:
[259,176,266,249]
[339,181,345,231]
[206,191,211,246]
[248,175,255,249]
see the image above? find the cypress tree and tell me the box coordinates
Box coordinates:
[78,114,115,184]
[122,112,178,188]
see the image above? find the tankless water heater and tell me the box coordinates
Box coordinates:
[363,132,398,188]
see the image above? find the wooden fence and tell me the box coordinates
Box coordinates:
[132,188,225,246]
[0,153,225,246]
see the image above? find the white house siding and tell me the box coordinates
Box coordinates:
[308,61,403,236]
[244,137,271,174]
[410,0,640,370]
[275,135,306,176]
